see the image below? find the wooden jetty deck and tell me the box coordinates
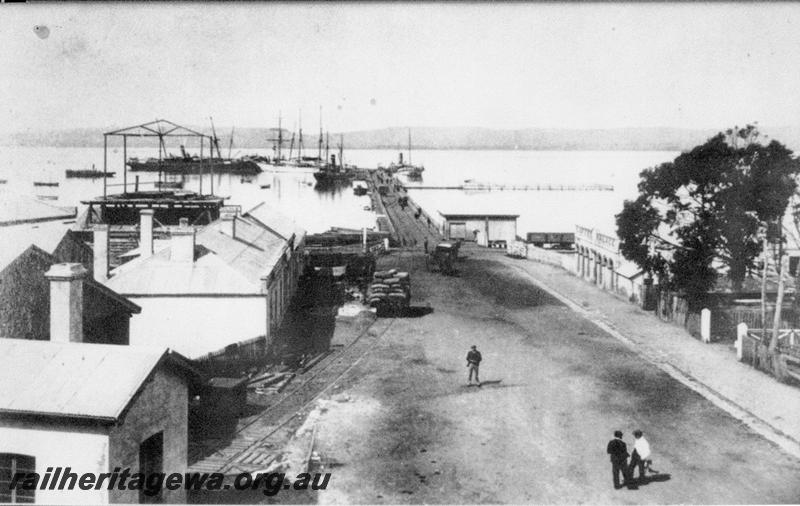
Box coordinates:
[406,183,614,191]
[366,171,444,247]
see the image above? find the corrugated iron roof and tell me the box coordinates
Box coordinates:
[0,190,77,227]
[0,340,169,421]
[106,248,261,295]
[244,202,306,244]
[617,261,645,279]
[104,202,306,295]
[196,217,287,281]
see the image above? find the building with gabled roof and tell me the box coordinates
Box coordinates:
[0,339,196,504]
[0,244,140,345]
[103,203,305,360]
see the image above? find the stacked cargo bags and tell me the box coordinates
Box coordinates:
[367,268,411,315]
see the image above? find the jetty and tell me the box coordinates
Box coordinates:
[366,170,443,247]
[405,182,614,191]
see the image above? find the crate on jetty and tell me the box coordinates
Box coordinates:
[306,227,391,248]
[305,227,385,277]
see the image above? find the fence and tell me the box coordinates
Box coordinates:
[193,335,269,378]
[711,304,797,342]
[736,325,800,382]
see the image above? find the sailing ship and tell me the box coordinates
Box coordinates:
[262,109,334,170]
[313,134,357,185]
[387,128,424,180]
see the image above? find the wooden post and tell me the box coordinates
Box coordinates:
[103,134,108,198]
[701,308,711,343]
[736,323,747,361]
[199,136,203,196]
[208,136,214,196]
[123,135,127,194]
[135,175,139,192]
[761,236,768,339]
[770,255,789,354]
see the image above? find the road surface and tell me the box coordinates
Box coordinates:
[309,248,800,504]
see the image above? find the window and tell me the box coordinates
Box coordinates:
[0,453,35,503]
[790,256,800,277]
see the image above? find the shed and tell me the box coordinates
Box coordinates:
[0,339,197,504]
[438,212,519,247]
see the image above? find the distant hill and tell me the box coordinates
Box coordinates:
[3,125,799,152]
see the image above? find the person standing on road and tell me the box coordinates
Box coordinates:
[628,429,651,484]
[424,237,429,254]
[466,345,482,386]
[607,430,630,489]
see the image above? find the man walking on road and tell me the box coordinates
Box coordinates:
[607,430,630,489]
[466,345,482,386]
[628,429,651,484]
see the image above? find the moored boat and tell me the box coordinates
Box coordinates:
[386,128,424,180]
[128,155,261,175]
[66,166,115,178]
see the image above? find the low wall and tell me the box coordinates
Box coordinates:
[524,244,574,271]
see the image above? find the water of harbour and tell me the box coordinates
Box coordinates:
[0,146,678,237]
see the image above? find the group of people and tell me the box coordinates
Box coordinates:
[607,430,653,489]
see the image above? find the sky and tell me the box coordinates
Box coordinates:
[1,2,800,134]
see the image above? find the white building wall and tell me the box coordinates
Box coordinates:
[127,297,267,359]
[487,219,517,244]
[0,422,109,504]
[444,218,517,246]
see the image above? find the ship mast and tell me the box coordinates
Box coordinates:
[339,133,344,169]
[297,109,304,159]
[408,127,412,166]
[268,111,285,161]
[318,106,323,162]
[209,117,222,159]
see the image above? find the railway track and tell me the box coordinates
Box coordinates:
[189,316,396,474]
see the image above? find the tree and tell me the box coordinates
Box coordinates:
[616,124,800,308]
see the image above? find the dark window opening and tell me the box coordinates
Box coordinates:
[138,432,163,504]
[0,453,35,503]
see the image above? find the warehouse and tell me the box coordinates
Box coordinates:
[437,212,519,247]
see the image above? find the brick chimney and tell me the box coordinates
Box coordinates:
[93,224,109,282]
[140,209,154,258]
[45,263,87,343]
[170,218,195,263]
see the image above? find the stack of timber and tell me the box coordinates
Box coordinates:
[248,371,296,395]
[367,269,411,315]
[306,227,390,247]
